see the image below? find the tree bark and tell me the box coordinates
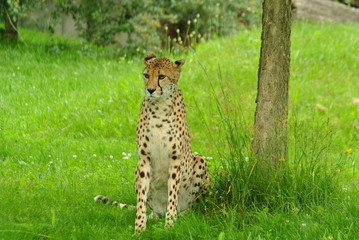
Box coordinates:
[252,0,291,175]
[4,14,18,38]
[1,2,18,39]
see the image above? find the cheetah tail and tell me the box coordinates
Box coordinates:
[94,195,134,209]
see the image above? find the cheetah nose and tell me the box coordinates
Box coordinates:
[147,89,156,94]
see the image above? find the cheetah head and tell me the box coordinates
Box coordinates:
[142,52,185,98]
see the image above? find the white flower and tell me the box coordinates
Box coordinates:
[122,152,131,160]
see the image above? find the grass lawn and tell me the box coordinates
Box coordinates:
[0,21,358,239]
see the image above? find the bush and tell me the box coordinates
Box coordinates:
[0,0,40,39]
[53,0,145,46]
[54,0,261,55]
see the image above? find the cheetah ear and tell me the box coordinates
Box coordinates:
[174,59,185,69]
[144,52,156,65]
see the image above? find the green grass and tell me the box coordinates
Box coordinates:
[0,21,358,239]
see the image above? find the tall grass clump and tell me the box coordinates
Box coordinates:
[204,71,346,220]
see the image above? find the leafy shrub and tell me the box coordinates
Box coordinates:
[0,0,40,38]
[0,0,38,22]
[54,0,261,55]
[53,0,145,46]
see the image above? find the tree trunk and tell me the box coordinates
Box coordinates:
[252,0,291,176]
[2,3,18,39]
[4,14,18,38]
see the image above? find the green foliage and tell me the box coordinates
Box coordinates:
[0,0,44,40]
[0,0,41,21]
[54,0,261,55]
[336,0,355,5]
[54,0,144,46]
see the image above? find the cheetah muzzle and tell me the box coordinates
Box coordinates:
[95,52,210,232]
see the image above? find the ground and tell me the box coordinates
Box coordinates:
[294,0,359,22]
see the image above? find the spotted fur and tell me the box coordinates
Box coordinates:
[95,52,210,232]
[94,195,131,209]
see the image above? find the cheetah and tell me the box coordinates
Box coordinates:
[95,52,210,232]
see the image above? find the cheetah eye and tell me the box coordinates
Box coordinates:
[143,73,149,79]
[158,74,166,80]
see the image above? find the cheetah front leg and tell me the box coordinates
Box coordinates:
[135,156,151,232]
[165,156,181,228]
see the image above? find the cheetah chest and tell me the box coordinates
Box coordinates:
[144,105,177,214]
